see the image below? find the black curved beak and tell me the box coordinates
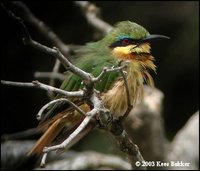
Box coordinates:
[142,34,170,42]
[131,34,170,50]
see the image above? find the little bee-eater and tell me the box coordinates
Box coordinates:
[27,21,169,159]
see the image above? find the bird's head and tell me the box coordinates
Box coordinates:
[103,21,169,64]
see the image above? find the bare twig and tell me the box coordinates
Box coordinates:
[43,115,92,154]
[49,59,61,83]
[24,35,92,82]
[75,1,113,34]
[119,64,133,121]
[92,65,127,82]
[41,112,93,166]
[40,152,48,168]
[1,80,35,87]
[34,71,65,81]
[1,80,84,98]
[36,98,86,121]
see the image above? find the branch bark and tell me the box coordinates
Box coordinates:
[1,80,84,98]
[75,1,113,34]
[34,72,65,81]
[36,98,86,121]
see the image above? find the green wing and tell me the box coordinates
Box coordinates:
[39,41,118,125]
[60,41,119,93]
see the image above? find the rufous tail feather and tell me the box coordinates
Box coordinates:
[27,118,65,156]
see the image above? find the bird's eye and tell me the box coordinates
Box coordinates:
[122,38,131,45]
[109,38,134,48]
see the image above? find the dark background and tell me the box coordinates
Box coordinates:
[1,1,199,141]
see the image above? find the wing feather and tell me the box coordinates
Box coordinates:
[60,42,119,93]
[39,42,118,126]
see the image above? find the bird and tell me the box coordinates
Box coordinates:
[24,20,169,168]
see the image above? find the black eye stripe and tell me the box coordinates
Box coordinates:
[109,38,141,48]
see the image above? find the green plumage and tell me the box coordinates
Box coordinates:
[60,41,118,93]
[103,21,149,44]
[60,21,149,93]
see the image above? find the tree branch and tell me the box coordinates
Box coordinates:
[75,1,113,35]
[49,59,61,85]
[34,71,65,81]
[23,35,92,82]
[36,98,86,121]
[1,80,84,98]
[92,65,127,82]
[119,63,133,121]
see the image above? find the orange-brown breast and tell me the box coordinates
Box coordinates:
[102,51,156,118]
